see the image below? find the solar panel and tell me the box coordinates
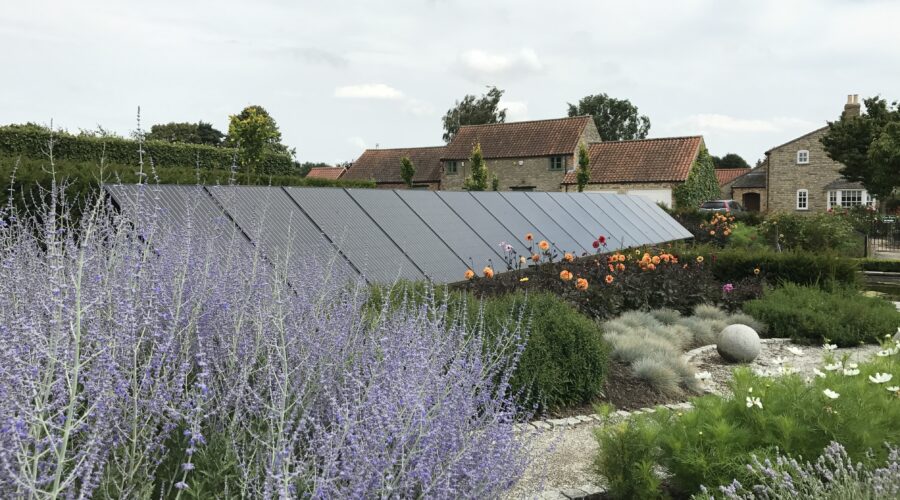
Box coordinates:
[284,187,425,283]
[346,189,466,283]
[568,193,642,248]
[528,192,603,252]
[500,192,588,253]
[105,184,252,257]
[609,194,669,242]
[631,196,694,240]
[437,191,529,257]
[469,192,555,255]
[396,190,504,272]
[534,193,619,250]
[206,186,357,279]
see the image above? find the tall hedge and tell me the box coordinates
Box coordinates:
[0,127,297,175]
[673,145,719,210]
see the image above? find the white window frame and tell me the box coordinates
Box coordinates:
[828,190,838,209]
[796,189,809,210]
[796,150,809,164]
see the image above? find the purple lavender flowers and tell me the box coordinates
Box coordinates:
[0,187,528,498]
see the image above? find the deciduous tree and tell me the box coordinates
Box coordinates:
[226,105,290,178]
[567,93,650,141]
[463,143,489,191]
[442,87,506,143]
[400,156,415,188]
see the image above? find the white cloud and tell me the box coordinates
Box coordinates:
[334,83,404,99]
[670,114,819,134]
[457,48,543,79]
[501,100,528,121]
[347,136,367,150]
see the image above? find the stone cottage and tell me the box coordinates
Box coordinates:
[764,95,873,213]
[342,146,445,190]
[561,136,706,208]
[440,116,601,192]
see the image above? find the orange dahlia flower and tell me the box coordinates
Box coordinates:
[575,278,589,291]
[559,270,573,281]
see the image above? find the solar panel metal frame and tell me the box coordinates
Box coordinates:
[284,187,425,283]
[436,191,529,257]
[499,192,588,253]
[567,192,643,248]
[346,189,466,283]
[206,185,358,278]
[395,190,504,272]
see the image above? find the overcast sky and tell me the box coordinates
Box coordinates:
[2,0,898,165]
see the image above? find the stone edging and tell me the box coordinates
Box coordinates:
[517,402,695,499]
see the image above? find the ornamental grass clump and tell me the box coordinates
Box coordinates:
[0,184,529,498]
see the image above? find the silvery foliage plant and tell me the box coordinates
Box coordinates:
[0,183,529,499]
[698,441,900,499]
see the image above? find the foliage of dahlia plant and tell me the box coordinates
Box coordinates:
[0,183,529,499]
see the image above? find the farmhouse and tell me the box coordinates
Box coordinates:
[342,146,445,189]
[763,95,873,213]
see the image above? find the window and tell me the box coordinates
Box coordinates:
[796,189,809,210]
[510,186,535,192]
[549,156,565,171]
[446,161,458,174]
[796,150,809,164]
[828,190,838,209]
[841,189,863,207]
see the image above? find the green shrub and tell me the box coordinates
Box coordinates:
[859,259,900,273]
[743,283,899,346]
[725,223,766,251]
[678,247,860,289]
[595,351,900,498]
[758,212,865,257]
[368,284,610,411]
[481,292,609,410]
[0,126,296,174]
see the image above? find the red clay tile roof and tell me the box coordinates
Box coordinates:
[305,166,346,180]
[715,168,752,187]
[343,146,444,184]
[442,116,594,160]
[563,136,703,184]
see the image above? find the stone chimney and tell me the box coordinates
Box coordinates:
[843,94,861,119]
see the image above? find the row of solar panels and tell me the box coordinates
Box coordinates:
[105,185,692,284]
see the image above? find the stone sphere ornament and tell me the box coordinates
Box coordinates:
[717,324,761,363]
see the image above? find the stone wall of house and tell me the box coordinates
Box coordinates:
[732,187,768,212]
[566,182,680,193]
[766,127,844,214]
[441,156,570,191]
[375,182,441,191]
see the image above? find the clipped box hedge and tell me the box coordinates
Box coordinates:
[858,259,900,273]
[678,248,859,288]
[0,127,297,174]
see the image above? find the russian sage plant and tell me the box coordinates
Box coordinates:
[0,183,528,499]
[697,442,900,499]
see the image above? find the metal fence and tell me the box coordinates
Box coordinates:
[868,217,900,254]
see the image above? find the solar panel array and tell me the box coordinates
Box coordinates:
[105,185,693,284]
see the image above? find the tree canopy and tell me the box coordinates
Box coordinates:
[146,121,224,146]
[442,87,506,143]
[567,93,650,141]
[226,105,294,177]
[712,153,750,169]
[821,96,900,200]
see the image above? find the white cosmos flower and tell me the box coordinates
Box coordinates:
[823,389,840,399]
[869,373,893,384]
[877,350,892,357]
[843,368,860,376]
[813,368,827,378]
[823,344,838,351]
[746,396,762,409]
[694,371,711,381]
[787,346,803,356]
[846,362,858,369]
[771,357,786,365]
[824,363,843,371]
[887,386,900,392]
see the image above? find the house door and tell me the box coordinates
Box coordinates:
[742,192,761,212]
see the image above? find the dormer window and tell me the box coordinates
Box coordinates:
[796,150,809,164]
[549,156,565,171]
